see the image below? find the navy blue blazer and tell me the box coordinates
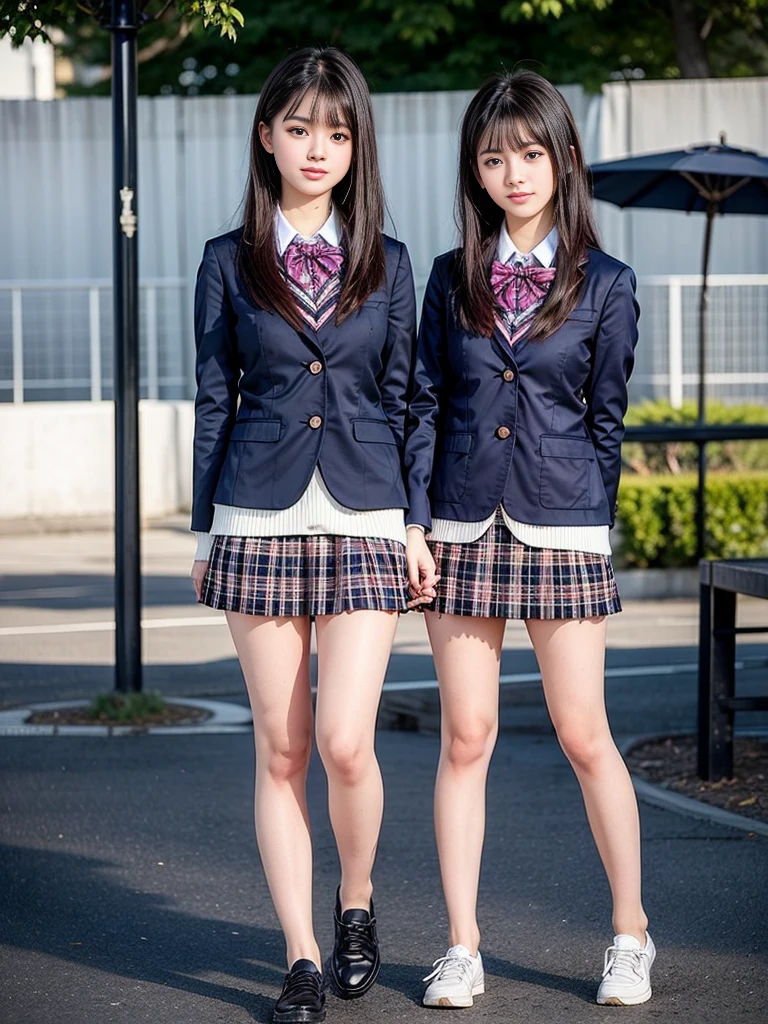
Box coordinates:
[404,248,639,531]
[192,229,416,533]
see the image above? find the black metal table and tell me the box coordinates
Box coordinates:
[698,559,768,780]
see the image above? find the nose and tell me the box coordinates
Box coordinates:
[307,133,326,162]
[506,157,526,185]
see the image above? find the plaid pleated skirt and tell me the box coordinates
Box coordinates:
[428,511,621,620]
[200,534,410,617]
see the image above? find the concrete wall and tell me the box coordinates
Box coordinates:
[0,37,55,100]
[0,401,193,520]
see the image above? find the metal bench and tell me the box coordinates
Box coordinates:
[698,559,768,781]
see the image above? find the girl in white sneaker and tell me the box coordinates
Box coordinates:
[404,70,655,1008]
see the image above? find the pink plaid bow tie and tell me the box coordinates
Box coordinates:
[283,238,345,299]
[491,260,556,315]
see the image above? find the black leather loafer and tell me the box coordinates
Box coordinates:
[330,889,381,999]
[272,958,326,1023]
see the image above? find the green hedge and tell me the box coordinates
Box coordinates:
[623,400,768,475]
[617,473,768,568]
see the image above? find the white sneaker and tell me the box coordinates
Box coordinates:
[422,944,485,1008]
[596,932,656,1005]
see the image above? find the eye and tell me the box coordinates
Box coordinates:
[330,132,349,143]
[483,157,502,167]
[288,126,308,137]
[525,150,544,160]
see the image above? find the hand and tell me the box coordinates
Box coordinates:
[406,528,440,609]
[191,559,209,601]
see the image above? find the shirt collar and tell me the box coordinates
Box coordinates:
[275,205,341,255]
[497,223,559,268]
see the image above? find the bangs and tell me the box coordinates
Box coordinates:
[477,99,550,159]
[283,84,354,131]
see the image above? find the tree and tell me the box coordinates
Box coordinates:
[0,1,244,45]
[12,0,764,96]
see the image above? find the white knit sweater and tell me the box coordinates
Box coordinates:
[195,469,406,561]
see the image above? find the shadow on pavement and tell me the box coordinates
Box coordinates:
[0,842,283,1022]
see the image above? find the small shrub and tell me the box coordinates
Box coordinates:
[623,400,768,476]
[617,472,768,568]
[87,691,167,722]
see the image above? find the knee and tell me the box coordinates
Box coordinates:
[317,733,371,783]
[444,719,497,770]
[556,725,612,774]
[258,733,312,783]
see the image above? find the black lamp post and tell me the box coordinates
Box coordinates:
[101,0,142,692]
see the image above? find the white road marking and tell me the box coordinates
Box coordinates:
[382,661,701,692]
[384,657,765,690]
[0,615,226,637]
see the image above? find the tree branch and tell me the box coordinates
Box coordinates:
[668,0,711,76]
[151,0,178,20]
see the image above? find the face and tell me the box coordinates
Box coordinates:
[476,133,556,227]
[259,91,353,203]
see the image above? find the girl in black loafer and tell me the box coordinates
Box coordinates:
[191,46,423,1022]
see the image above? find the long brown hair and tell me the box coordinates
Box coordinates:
[237,47,385,331]
[456,70,600,339]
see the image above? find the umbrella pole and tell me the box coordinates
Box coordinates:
[696,201,716,561]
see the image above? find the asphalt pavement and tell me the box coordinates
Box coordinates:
[1,518,767,1023]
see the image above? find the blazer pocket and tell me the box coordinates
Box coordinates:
[433,433,473,503]
[539,434,601,510]
[352,418,397,444]
[230,418,283,442]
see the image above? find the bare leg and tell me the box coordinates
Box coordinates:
[426,611,506,954]
[314,610,399,911]
[526,616,648,941]
[226,611,320,968]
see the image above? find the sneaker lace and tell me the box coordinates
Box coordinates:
[423,953,474,985]
[602,945,647,982]
[337,919,376,960]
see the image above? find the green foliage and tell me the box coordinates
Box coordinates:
[0,0,244,46]
[3,0,766,96]
[623,400,768,476]
[185,1,244,41]
[87,690,167,722]
[500,0,610,24]
[617,473,768,568]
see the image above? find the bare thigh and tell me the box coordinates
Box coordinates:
[314,610,399,752]
[525,616,610,744]
[425,612,506,743]
[226,612,313,758]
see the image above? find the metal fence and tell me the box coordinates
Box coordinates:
[2,275,767,407]
[0,279,188,402]
[631,275,768,408]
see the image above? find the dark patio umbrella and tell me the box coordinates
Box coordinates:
[590,139,768,558]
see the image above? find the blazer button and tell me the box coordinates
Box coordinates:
[309,361,323,375]
[309,415,323,429]
[496,425,511,440]
[502,368,515,382]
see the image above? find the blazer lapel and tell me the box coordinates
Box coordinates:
[491,316,533,365]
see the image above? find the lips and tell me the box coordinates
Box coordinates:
[508,192,533,201]
[302,167,328,180]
